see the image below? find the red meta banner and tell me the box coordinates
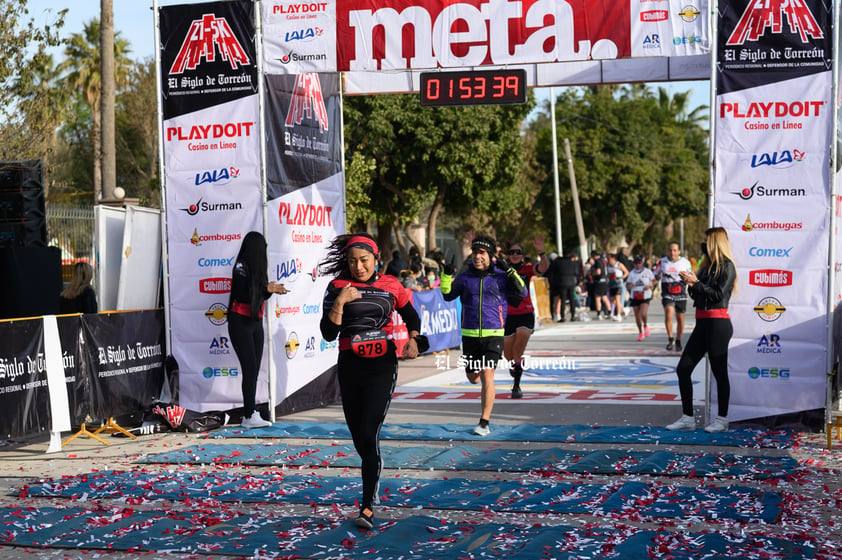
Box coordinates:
[335,0,630,71]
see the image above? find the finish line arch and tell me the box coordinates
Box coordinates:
[156,0,838,427]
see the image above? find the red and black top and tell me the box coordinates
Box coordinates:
[320,273,421,350]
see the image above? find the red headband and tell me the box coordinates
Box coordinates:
[345,235,379,255]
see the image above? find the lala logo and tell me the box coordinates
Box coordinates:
[751,149,804,168]
[170,14,251,74]
[726,0,823,46]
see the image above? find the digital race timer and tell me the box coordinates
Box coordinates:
[419,69,527,107]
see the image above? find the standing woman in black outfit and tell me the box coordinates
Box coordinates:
[319,233,423,530]
[228,232,288,429]
[60,262,98,314]
[666,227,737,433]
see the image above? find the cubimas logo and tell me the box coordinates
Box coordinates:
[749,269,792,287]
[754,297,786,322]
[732,182,806,200]
[741,214,802,232]
[640,10,668,22]
[199,277,232,294]
[726,0,823,46]
[170,15,251,74]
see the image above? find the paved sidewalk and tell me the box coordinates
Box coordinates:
[0,305,840,559]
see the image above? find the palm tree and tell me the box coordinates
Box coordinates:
[59,18,130,203]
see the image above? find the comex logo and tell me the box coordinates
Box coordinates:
[170,14,251,74]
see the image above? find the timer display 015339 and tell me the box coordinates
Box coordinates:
[419,69,527,107]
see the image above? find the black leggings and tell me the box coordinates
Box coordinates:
[676,317,733,417]
[337,350,397,509]
[227,312,263,418]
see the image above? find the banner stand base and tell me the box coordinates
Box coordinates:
[46,432,61,454]
[92,417,137,441]
[828,413,842,449]
[62,423,112,447]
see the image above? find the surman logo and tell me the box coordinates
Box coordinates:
[285,73,329,132]
[726,0,823,46]
[170,14,251,74]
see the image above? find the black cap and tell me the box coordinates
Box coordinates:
[633,255,643,263]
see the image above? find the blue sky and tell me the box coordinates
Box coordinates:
[25,0,711,116]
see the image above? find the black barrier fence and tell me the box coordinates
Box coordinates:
[0,310,166,439]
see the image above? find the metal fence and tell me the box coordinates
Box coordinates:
[47,205,95,281]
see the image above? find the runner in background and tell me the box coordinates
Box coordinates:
[655,242,693,351]
[605,253,629,321]
[625,255,656,341]
[441,234,527,437]
[503,235,548,399]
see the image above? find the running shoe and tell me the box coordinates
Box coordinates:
[473,423,491,436]
[511,386,523,399]
[644,326,651,337]
[665,415,695,431]
[675,339,682,351]
[355,507,374,529]
[666,340,674,351]
[637,332,644,341]
[704,416,729,433]
[241,412,271,429]
[611,315,622,322]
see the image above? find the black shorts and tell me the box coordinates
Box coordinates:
[593,281,608,296]
[630,297,651,307]
[505,313,535,336]
[461,336,504,374]
[609,285,622,297]
[662,299,687,313]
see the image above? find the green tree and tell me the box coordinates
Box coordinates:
[527,86,709,259]
[116,58,160,206]
[343,92,535,256]
[58,18,131,202]
[0,1,66,161]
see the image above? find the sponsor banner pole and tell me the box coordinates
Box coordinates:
[714,0,833,422]
[254,0,276,422]
[152,0,172,362]
[830,3,842,423]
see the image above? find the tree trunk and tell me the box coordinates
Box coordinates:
[426,184,446,254]
[100,0,116,202]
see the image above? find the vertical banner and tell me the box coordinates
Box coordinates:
[160,1,263,411]
[0,319,50,437]
[263,2,345,412]
[714,0,833,421]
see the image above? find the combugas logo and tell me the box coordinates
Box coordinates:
[754,297,786,322]
[170,14,251,74]
[741,214,802,232]
[726,0,823,45]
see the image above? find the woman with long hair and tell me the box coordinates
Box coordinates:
[228,232,288,429]
[319,232,424,530]
[666,227,738,433]
[60,261,98,314]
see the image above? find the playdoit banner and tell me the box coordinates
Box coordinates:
[713,0,832,421]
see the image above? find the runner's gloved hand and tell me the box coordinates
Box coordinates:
[496,257,512,272]
[442,259,455,275]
